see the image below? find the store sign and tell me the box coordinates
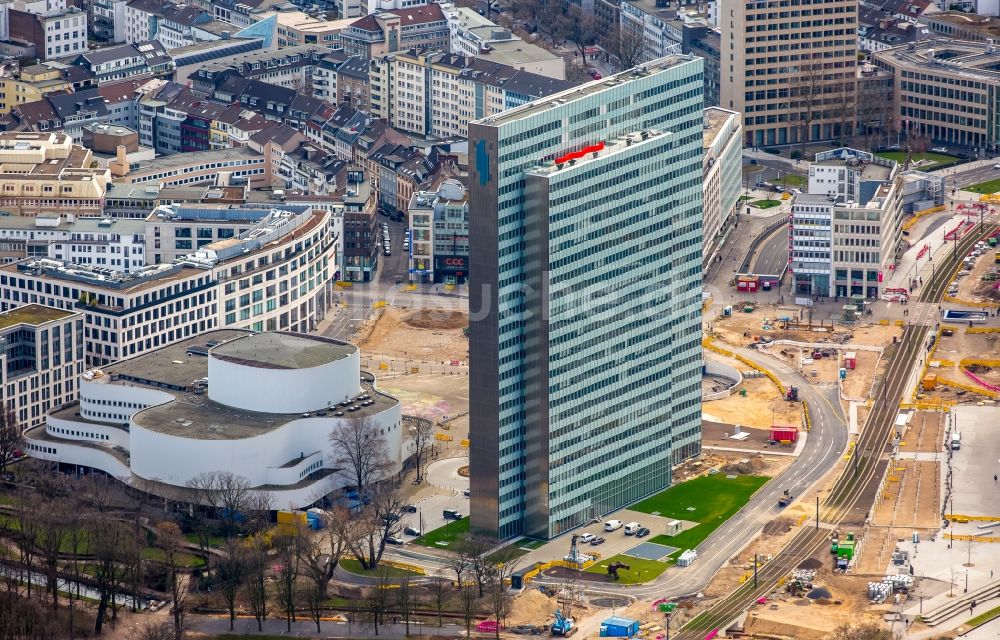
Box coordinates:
[436,256,467,273]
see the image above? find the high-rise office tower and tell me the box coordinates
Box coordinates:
[720,0,858,147]
[468,56,705,540]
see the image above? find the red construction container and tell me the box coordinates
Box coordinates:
[844,351,857,370]
[770,426,799,443]
[737,276,759,292]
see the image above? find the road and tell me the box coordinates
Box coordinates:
[675,222,1000,638]
[750,223,789,277]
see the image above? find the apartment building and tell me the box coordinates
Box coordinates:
[70,41,172,83]
[342,169,378,281]
[407,178,468,284]
[339,4,449,59]
[1,206,338,365]
[0,215,145,271]
[372,50,575,138]
[0,132,111,218]
[703,107,742,265]
[720,0,858,146]
[189,45,327,93]
[93,0,128,43]
[468,55,705,539]
[0,304,84,430]
[442,4,565,78]
[25,330,402,510]
[874,39,999,150]
[8,4,87,60]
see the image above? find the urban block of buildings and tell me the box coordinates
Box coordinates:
[469,55,705,539]
[24,330,403,510]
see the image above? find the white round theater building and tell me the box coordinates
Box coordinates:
[24,330,403,510]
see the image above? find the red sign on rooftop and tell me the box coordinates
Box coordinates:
[555,141,605,165]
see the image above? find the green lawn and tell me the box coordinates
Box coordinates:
[413,517,469,548]
[966,603,1000,628]
[632,474,770,556]
[966,178,1000,195]
[585,554,670,584]
[184,532,225,548]
[742,164,764,174]
[751,199,781,209]
[141,547,206,568]
[340,558,420,578]
[775,174,807,187]
[875,151,957,170]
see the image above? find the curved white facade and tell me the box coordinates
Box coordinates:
[25,330,403,511]
[207,347,362,414]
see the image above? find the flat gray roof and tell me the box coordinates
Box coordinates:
[131,377,397,439]
[476,54,695,126]
[211,332,357,369]
[103,329,251,390]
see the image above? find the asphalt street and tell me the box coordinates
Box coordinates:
[750,223,789,277]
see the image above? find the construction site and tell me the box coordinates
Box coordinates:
[917,326,1000,404]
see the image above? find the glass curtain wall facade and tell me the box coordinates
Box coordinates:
[468,56,706,540]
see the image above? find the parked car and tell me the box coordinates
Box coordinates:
[443,508,463,520]
[635,527,650,538]
[624,522,641,535]
[603,519,624,531]
[589,69,602,80]
[931,146,948,153]
[385,535,404,545]
[463,489,470,497]
[404,526,421,536]
[402,504,418,513]
[889,143,901,150]
[590,536,606,546]
[578,533,596,543]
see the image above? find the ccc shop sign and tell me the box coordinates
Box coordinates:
[444,258,465,267]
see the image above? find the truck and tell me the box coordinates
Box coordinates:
[551,610,577,636]
[785,386,799,401]
[778,489,793,507]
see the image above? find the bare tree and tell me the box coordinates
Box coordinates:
[14,500,41,600]
[347,480,405,571]
[299,506,353,599]
[396,575,413,636]
[131,621,175,640]
[484,547,522,639]
[329,416,391,493]
[364,568,392,636]
[0,403,22,475]
[187,471,258,538]
[217,539,248,631]
[155,521,188,640]
[408,418,434,484]
[827,621,900,640]
[609,24,646,70]
[428,571,453,628]
[446,549,471,587]
[36,498,70,611]
[90,520,136,634]
[792,66,821,156]
[561,5,596,64]
[456,536,497,597]
[243,535,270,632]
[458,582,479,637]
[273,530,303,632]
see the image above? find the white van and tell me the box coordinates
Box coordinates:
[624,522,642,535]
[603,519,624,532]
[951,432,961,450]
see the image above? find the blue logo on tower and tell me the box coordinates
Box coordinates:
[475,139,491,186]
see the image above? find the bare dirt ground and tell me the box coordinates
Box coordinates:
[703,376,802,428]
[922,330,1000,403]
[701,420,801,458]
[743,570,881,639]
[872,460,941,529]
[899,411,945,453]
[357,307,469,363]
[955,240,1000,305]
[377,372,469,457]
[854,527,895,575]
